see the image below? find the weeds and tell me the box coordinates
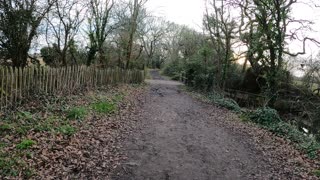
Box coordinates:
[67,107,87,120]
[313,170,320,177]
[244,108,320,158]
[207,91,242,113]
[0,123,12,132]
[16,139,36,150]
[56,125,76,136]
[0,155,21,177]
[92,101,116,114]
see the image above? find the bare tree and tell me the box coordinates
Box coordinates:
[87,0,115,66]
[139,17,168,68]
[45,0,84,66]
[125,0,147,69]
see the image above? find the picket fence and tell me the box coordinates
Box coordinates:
[0,65,144,109]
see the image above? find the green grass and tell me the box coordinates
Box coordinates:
[56,125,76,136]
[313,170,320,177]
[0,155,21,177]
[112,94,124,102]
[92,101,116,114]
[16,139,36,150]
[34,116,61,132]
[67,107,87,120]
[0,152,33,178]
[17,111,34,121]
[0,123,13,132]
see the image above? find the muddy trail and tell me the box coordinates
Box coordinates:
[111,70,312,180]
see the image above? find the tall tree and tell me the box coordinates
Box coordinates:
[125,0,147,69]
[87,0,115,66]
[204,0,237,89]
[46,0,84,66]
[0,0,55,67]
[139,17,168,68]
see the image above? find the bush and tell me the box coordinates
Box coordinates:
[163,60,184,80]
[207,92,242,113]
[246,108,320,158]
[249,107,281,126]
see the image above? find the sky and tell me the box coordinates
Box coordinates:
[146,0,205,31]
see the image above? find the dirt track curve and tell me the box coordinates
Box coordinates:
[112,70,291,180]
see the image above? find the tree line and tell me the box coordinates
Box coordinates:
[162,0,320,108]
[1,0,320,107]
[0,0,169,70]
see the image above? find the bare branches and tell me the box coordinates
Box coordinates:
[284,37,320,56]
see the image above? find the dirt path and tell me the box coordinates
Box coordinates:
[111,70,298,179]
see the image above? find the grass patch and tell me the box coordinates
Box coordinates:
[0,123,13,132]
[0,152,33,178]
[34,116,61,132]
[92,101,116,114]
[56,125,76,136]
[67,107,87,120]
[16,139,36,150]
[313,170,320,177]
[112,94,124,103]
[0,155,21,177]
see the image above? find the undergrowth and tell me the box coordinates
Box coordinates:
[91,101,116,114]
[67,107,87,120]
[0,86,132,178]
[187,87,320,159]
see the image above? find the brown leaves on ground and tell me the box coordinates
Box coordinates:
[0,85,146,179]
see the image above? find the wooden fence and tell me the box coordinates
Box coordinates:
[0,65,144,109]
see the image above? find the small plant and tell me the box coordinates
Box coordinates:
[92,101,116,114]
[249,107,281,126]
[313,170,320,177]
[17,111,34,121]
[0,123,12,131]
[112,94,124,102]
[56,125,76,136]
[207,91,241,113]
[67,107,87,120]
[16,139,36,150]
[0,156,20,177]
[14,125,34,136]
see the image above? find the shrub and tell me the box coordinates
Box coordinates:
[67,107,87,120]
[207,92,242,113]
[249,107,281,126]
[16,139,36,150]
[246,108,320,158]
